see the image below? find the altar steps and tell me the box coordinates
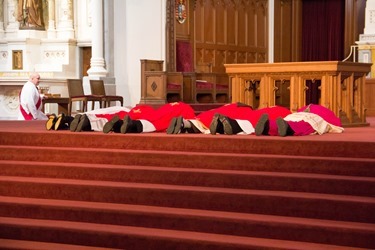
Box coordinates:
[0,216,372,250]
[0,161,374,197]
[0,128,374,249]
[0,145,374,176]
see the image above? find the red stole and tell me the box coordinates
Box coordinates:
[19,89,42,120]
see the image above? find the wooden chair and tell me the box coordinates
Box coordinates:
[176,40,221,103]
[213,73,230,103]
[66,79,102,116]
[166,72,183,102]
[140,59,184,104]
[89,80,123,108]
[194,73,216,103]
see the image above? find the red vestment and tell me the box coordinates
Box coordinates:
[96,102,195,132]
[196,103,291,128]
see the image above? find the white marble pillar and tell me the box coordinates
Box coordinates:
[87,0,107,78]
[364,0,375,35]
[357,0,375,77]
[87,0,107,77]
[57,0,74,38]
[47,0,56,38]
[5,0,18,37]
[0,0,4,38]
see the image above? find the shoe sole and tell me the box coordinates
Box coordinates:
[120,115,130,134]
[54,114,65,131]
[255,114,269,136]
[209,113,220,135]
[276,117,288,137]
[103,116,120,133]
[70,114,82,132]
[173,117,183,134]
[166,117,177,134]
[76,114,88,132]
[45,115,57,130]
[220,115,233,135]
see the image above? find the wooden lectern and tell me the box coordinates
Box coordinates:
[225,61,372,126]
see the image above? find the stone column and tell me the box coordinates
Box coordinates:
[87,0,107,77]
[57,0,74,38]
[47,0,56,38]
[5,0,18,36]
[0,0,4,38]
[357,0,375,77]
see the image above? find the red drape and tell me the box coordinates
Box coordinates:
[302,0,345,61]
[302,0,344,104]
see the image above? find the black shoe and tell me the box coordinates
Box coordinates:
[45,114,57,130]
[174,116,183,134]
[54,113,65,130]
[209,113,224,135]
[167,116,183,134]
[70,114,82,132]
[255,114,269,136]
[219,115,233,135]
[276,117,292,137]
[103,116,120,133]
[120,115,132,134]
[76,114,91,132]
[167,117,177,134]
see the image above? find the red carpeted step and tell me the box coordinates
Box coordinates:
[0,160,374,197]
[0,176,374,223]
[1,146,374,176]
[0,196,374,248]
[0,217,368,250]
[1,122,374,249]
[0,239,121,250]
[0,132,374,159]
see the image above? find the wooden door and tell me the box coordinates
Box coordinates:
[82,47,92,77]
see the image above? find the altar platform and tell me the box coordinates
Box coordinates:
[0,116,373,141]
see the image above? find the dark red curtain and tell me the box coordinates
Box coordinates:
[302,0,344,104]
[302,0,345,61]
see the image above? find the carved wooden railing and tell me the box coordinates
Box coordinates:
[225,61,372,126]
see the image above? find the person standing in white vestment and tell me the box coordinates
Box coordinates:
[18,72,48,120]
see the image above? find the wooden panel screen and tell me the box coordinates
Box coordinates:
[194,0,268,73]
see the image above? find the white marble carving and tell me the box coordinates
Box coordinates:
[0,51,8,63]
[0,86,20,119]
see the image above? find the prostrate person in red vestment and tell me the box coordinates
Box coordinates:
[255,104,344,137]
[18,72,48,121]
[62,102,195,133]
[48,102,195,133]
[167,103,292,135]
[102,102,196,134]
[50,102,343,137]
[45,106,131,131]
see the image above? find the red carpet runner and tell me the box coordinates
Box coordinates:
[0,120,374,249]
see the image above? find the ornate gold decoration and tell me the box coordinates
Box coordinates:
[12,50,23,70]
